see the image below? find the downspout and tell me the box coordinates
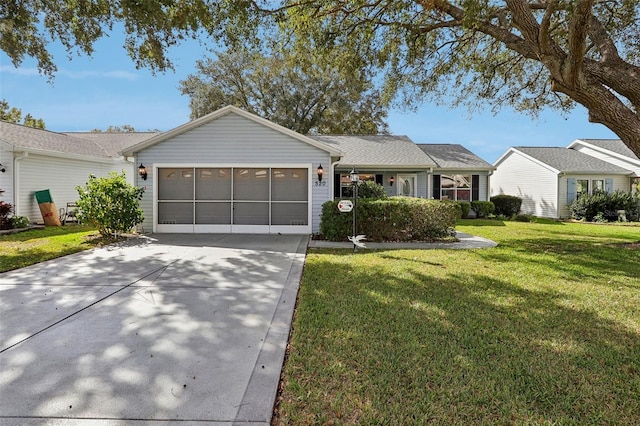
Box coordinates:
[428,167,433,198]
[13,152,28,216]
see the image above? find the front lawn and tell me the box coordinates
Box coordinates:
[0,225,116,273]
[274,220,640,424]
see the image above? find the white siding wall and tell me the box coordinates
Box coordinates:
[416,171,428,198]
[491,152,559,217]
[558,174,630,218]
[17,154,132,223]
[0,148,14,207]
[136,113,332,233]
[572,145,640,176]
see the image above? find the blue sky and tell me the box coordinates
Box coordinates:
[0,30,617,164]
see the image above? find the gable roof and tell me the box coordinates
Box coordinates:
[120,105,342,157]
[569,139,640,163]
[509,147,633,174]
[0,120,155,162]
[310,135,436,169]
[416,144,494,170]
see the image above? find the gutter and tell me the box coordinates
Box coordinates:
[13,151,28,216]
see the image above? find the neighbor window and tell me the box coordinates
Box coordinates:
[339,173,376,198]
[592,179,605,193]
[441,175,471,201]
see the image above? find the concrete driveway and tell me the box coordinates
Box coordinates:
[0,234,308,425]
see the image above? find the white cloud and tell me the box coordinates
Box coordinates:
[0,65,138,81]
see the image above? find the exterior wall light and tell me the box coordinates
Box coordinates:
[389,176,394,186]
[317,164,324,181]
[138,163,148,180]
[0,163,5,173]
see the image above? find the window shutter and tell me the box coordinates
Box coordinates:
[472,175,480,201]
[432,175,441,199]
[375,174,383,185]
[567,178,576,203]
[334,173,341,198]
[605,178,613,193]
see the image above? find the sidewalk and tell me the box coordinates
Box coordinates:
[308,231,497,250]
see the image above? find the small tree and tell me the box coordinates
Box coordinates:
[76,172,144,237]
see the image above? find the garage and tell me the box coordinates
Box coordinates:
[156,166,310,233]
[121,106,340,234]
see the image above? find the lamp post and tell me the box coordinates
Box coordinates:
[349,168,359,252]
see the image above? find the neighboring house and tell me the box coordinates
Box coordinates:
[122,106,496,234]
[491,146,636,219]
[0,121,154,223]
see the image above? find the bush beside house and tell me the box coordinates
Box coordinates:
[491,195,522,217]
[569,190,639,222]
[320,197,458,242]
[470,201,495,219]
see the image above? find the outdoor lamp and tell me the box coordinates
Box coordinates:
[389,176,394,186]
[317,164,324,181]
[349,168,359,183]
[0,163,5,173]
[138,163,148,180]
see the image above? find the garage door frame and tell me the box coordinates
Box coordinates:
[152,163,312,234]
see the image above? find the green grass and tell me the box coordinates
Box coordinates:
[0,225,118,272]
[275,220,640,425]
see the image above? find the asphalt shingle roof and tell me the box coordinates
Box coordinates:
[417,144,494,169]
[309,135,437,168]
[515,147,632,174]
[578,139,640,161]
[0,121,157,158]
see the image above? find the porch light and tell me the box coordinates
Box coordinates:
[389,176,394,186]
[0,163,5,173]
[317,164,324,181]
[138,163,148,180]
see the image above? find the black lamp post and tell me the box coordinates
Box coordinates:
[349,168,359,252]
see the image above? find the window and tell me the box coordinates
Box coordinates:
[576,179,589,198]
[592,179,605,193]
[339,173,376,198]
[441,175,471,201]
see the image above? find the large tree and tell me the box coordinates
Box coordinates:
[3,1,639,156]
[179,49,388,134]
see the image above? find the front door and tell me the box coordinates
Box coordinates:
[397,174,417,197]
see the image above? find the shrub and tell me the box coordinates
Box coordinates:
[76,172,145,237]
[490,195,522,217]
[357,181,388,199]
[0,189,13,230]
[11,216,30,229]
[470,200,495,218]
[514,214,533,222]
[456,201,471,219]
[342,181,388,199]
[320,197,458,242]
[569,190,636,222]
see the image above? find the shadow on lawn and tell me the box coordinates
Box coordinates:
[288,255,640,424]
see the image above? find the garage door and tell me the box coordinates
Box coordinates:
[156,167,310,234]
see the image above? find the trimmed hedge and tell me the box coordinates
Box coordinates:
[456,201,471,219]
[320,197,458,242]
[470,200,495,218]
[491,195,522,217]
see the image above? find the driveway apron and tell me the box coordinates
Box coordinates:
[0,234,308,425]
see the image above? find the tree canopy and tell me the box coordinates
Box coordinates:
[3,1,639,156]
[179,49,388,134]
[0,99,45,129]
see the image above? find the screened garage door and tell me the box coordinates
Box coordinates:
[156,167,310,233]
